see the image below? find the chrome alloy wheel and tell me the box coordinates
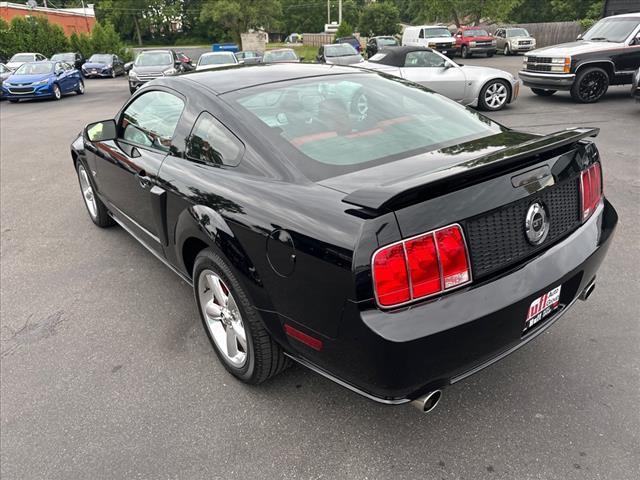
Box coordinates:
[484,81,508,109]
[198,269,247,367]
[78,164,98,218]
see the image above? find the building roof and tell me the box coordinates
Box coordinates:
[0,2,95,17]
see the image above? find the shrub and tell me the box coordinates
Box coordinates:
[358,2,401,37]
[335,21,354,38]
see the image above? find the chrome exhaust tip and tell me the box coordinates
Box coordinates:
[411,390,442,413]
[579,279,596,301]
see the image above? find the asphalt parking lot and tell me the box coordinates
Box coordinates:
[1,55,639,480]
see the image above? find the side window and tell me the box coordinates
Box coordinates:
[120,91,184,153]
[186,112,243,166]
[418,29,424,39]
[404,51,446,68]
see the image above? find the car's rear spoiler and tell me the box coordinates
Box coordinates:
[342,127,599,211]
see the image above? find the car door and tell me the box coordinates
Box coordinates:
[399,50,467,101]
[613,25,640,73]
[93,89,185,249]
[114,55,123,74]
[54,62,71,92]
[495,29,505,50]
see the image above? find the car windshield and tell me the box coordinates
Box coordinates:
[583,17,639,42]
[89,54,112,64]
[507,28,530,37]
[227,74,501,180]
[15,62,53,75]
[463,29,488,37]
[325,44,358,57]
[378,38,398,46]
[51,53,74,62]
[135,52,172,66]
[199,54,236,66]
[10,54,34,62]
[424,28,452,38]
[263,50,298,62]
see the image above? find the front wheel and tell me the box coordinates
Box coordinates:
[76,80,85,95]
[478,79,510,111]
[111,69,116,79]
[461,45,471,59]
[503,45,511,56]
[571,67,609,103]
[52,84,61,100]
[193,249,289,384]
[531,88,557,96]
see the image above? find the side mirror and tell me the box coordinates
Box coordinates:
[56,69,64,76]
[576,33,583,40]
[85,119,117,142]
[124,62,133,72]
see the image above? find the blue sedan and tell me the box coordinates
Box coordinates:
[1,61,84,103]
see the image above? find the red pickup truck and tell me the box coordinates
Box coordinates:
[454,26,497,59]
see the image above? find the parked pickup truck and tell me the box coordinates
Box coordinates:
[519,12,640,103]
[454,26,497,58]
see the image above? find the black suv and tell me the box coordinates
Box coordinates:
[519,13,640,103]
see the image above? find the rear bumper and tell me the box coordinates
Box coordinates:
[287,199,617,403]
[519,71,575,90]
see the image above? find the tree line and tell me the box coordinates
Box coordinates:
[91,0,605,46]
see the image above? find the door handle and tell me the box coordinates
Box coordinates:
[137,170,151,189]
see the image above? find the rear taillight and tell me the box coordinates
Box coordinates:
[372,224,471,308]
[580,162,602,222]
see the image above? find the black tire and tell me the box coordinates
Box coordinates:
[52,83,61,101]
[478,79,510,111]
[461,45,471,59]
[531,88,557,96]
[571,67,609,103]
[193,249,289,384]
[76,80,85,95]
[9,99,18,103]
[75,160,115,228]
[487,51,494,58]
[503,44,511,56]
[129,85,136,94]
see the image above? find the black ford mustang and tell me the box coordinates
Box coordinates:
[71,64,617,413]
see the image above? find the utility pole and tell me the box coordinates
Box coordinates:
[327,0,330,24]
[338,0,342,25]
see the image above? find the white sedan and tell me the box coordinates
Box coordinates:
[360,46,521,111]
[196,52,239,71]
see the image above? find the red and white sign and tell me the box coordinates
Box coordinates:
[525,285,561,331]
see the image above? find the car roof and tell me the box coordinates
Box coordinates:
[177,63,367,94]
[266,48,295,52]
[202,51,235,56]
[460,26,487,29]
[369,46,433,66]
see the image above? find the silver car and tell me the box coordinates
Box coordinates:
[494,27,537,55]
[361,46,520,111]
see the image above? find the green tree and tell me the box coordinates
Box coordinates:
[4,16,69,57]
[335,21,354,38]
[200,0,282,47]
[412,0,523,27]
[358,1,402,37]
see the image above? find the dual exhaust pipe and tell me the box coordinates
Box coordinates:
[409,279,597,414]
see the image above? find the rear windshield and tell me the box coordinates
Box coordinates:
[263,50,298,62]
[226,74,501,180]
[378,38,398,46]
[51,53,75,62]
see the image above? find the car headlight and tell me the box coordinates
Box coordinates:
[129,71,138,79]
[33,79,49,86]
[470,41,476,47]
[163,67,177,75]
[492,39,497,46]
[550,57,571,73]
